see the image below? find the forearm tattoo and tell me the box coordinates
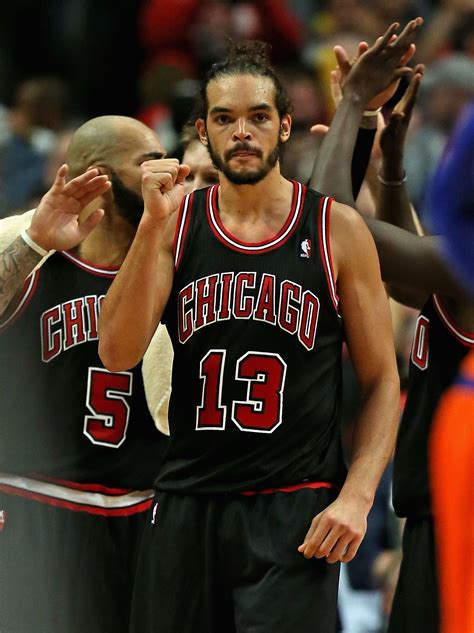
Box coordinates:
[0,235,42,315]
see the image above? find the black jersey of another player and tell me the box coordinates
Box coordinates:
[393,296,474,518]
[0,251,167,489]
[158,182,345,494]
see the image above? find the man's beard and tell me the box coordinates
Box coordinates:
[110,171,144,228]
[207,137,281,185]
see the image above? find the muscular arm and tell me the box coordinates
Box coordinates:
[310,94,364,207]
[299,202,400,564]
[376,73,422,235]
[335,204,400,506]
[99,158,189,371]
[364,218,465,301]
[311,81,466,304]
[0,235,43,316]
[98,216,176,371]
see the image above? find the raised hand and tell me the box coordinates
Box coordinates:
[28,164,111,252]
[337,18,423,110]
[379,64,424,161]
[141,158,190,225]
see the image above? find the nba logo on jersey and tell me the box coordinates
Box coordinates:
[300,239,312,258]
[0,509,6,531]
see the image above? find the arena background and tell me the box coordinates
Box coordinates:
[0,2,472,631]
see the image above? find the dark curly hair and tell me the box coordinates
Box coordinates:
[197,40,293,121]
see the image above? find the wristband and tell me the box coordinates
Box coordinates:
[377,170,407,186]
[20,229,49,257]
[363,107,382,117]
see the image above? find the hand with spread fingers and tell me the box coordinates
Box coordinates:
[141,158,190,225]
[298,495,368,564]
[338,18,423,110]
[28,164,111,252]
[379,65,424,163]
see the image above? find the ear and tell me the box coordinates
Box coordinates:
[195,119,208,145]
[279,114,291,143]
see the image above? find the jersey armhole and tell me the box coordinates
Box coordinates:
[0,269,41,332]
[433,295,474,347]
[317,195,341,318]
[172,192,194,271]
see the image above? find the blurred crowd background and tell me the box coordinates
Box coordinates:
[0,1,472,631]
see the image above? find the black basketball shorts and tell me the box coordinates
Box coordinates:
[388,516,440,633]
[131,486,341,633]
[0,484,152,633]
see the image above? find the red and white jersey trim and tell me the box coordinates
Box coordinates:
[173,192,193,269]
[0,473,154,517]
[207,181,305,254]
[60,251,120,278]
[0,270,40,331]
[433,296,474,347]
[318,196,341,317]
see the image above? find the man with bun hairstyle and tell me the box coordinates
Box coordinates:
[100,26,420,632]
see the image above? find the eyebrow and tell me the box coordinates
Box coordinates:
[209,103,273,115]
[249,104,273,112]
[141,151,165,161]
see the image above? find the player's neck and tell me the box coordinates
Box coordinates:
[218,167,292,219]
[71,212,135,267]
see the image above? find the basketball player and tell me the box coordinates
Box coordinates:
[99,27,419,632]
[427,103,474,633]
[309,46,474,633]
[0,116,171,633]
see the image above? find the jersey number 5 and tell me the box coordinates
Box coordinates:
[197,350,287,433]
[84,367,133,448]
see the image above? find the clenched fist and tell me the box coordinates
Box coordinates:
[141,159,190,225]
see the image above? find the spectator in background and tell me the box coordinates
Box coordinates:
[180,122,219,193]
[278,65,328,182]
[0,76,70,216]
[405,54,474,213]
[139,0,304,78]
[415,0,474,64]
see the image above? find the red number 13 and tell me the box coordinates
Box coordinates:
[197,350,287,434]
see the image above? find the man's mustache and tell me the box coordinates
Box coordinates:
[225,142,263,160]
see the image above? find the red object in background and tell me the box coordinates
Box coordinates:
[137,103,170,131]
[138,0,304,74]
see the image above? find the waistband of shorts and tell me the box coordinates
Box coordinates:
[0,472,154,516]
[240,481,336,496]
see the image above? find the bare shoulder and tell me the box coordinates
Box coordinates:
[328,201,376,276]
[330,200,370,239]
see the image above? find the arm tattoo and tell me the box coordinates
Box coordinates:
[0,235,43,316]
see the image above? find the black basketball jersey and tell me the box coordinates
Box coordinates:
[0,251,167,489]
[158,182,345,494]
[392,295,474,518]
